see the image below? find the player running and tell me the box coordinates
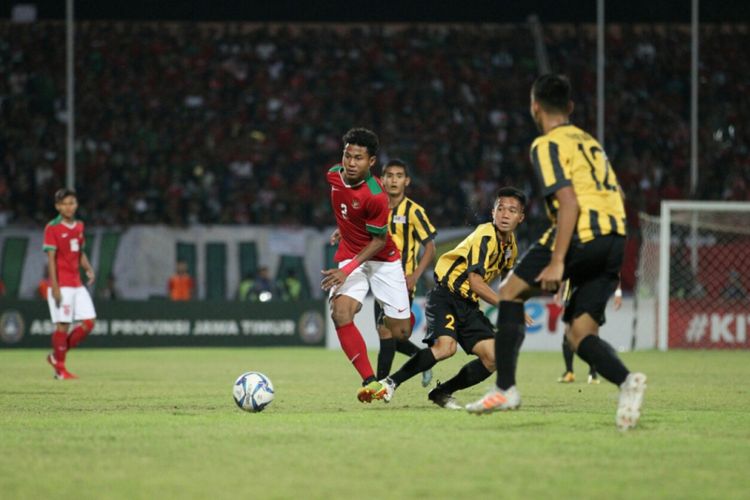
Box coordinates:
[466,74,646,430]
[376,188,525,408]
[321,128,412,403]
[375,159,437,386]
[44,188,97,380]
[332,158,437,387]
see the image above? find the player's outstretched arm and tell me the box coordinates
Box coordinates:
[468,272,500,306]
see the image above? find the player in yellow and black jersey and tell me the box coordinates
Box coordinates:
[433,222,518,303]
[374,159,437,386]
[531,116,626,248]
[466,74,646,432]
[384,160,437,284]
[374,187,525,409]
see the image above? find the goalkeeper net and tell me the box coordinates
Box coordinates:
[636,202,750,350]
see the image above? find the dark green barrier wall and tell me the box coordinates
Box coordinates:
[0,300,326,348]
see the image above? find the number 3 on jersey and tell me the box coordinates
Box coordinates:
[340,203,348,220]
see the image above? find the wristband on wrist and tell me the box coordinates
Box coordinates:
[614,288,622,298]
[341,258,361,276]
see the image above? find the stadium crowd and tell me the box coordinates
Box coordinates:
[2,21,748,243]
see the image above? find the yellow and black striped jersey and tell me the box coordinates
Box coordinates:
[434,223,517,303]
[388,196,437,275]
[530,124,626,247]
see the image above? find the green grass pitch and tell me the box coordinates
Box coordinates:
[1,348,749,499]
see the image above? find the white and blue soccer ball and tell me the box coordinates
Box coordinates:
[233,371,275,412]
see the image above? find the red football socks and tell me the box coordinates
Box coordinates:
[335,322,374,381]
[547,302,563,332]
[52,329,68,363]
[68,319,94,349]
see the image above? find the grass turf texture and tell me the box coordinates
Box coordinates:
[1,348,749,499]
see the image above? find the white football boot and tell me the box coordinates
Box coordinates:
[465,385,521,414]
[375,377,397,403]
[616,372,647,431]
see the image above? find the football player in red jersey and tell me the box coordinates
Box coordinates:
[321,128,412,403]
[43,189,97,379]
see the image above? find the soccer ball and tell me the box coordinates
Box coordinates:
[233,371,275,412]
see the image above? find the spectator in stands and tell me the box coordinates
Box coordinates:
[237,272,255,301]
[722,269,747,301]
[168,260,194,301]
[237,267,277,301]
[2,20,748,264]
[278,268,303,301]
[250,266,276,302]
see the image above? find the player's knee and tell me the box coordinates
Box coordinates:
[384,318,410,341]
[330,309,353,327]
[393,324,410,341]
[432,337,457,360]
[478,350,495,372]
[82,319,95,332]
[566,330,588,351]
[473,340,495,371]
[377,325,392,340]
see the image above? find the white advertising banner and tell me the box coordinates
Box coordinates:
[326,296,649,352]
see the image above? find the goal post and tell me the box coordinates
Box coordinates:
[637,201,750,351]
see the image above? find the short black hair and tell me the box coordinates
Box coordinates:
[54,188,77,203]
[342,127,379,157]
[496,187,526,209]
[532,74,571,113]
[383,158,409,177]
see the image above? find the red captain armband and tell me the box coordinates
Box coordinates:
[341,258,362,277]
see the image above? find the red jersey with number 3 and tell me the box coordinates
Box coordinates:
[327,165,400,263]
[43,215,85,287]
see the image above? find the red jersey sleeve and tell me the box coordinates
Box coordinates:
[43,225,57,253]
[364,193,389,236]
